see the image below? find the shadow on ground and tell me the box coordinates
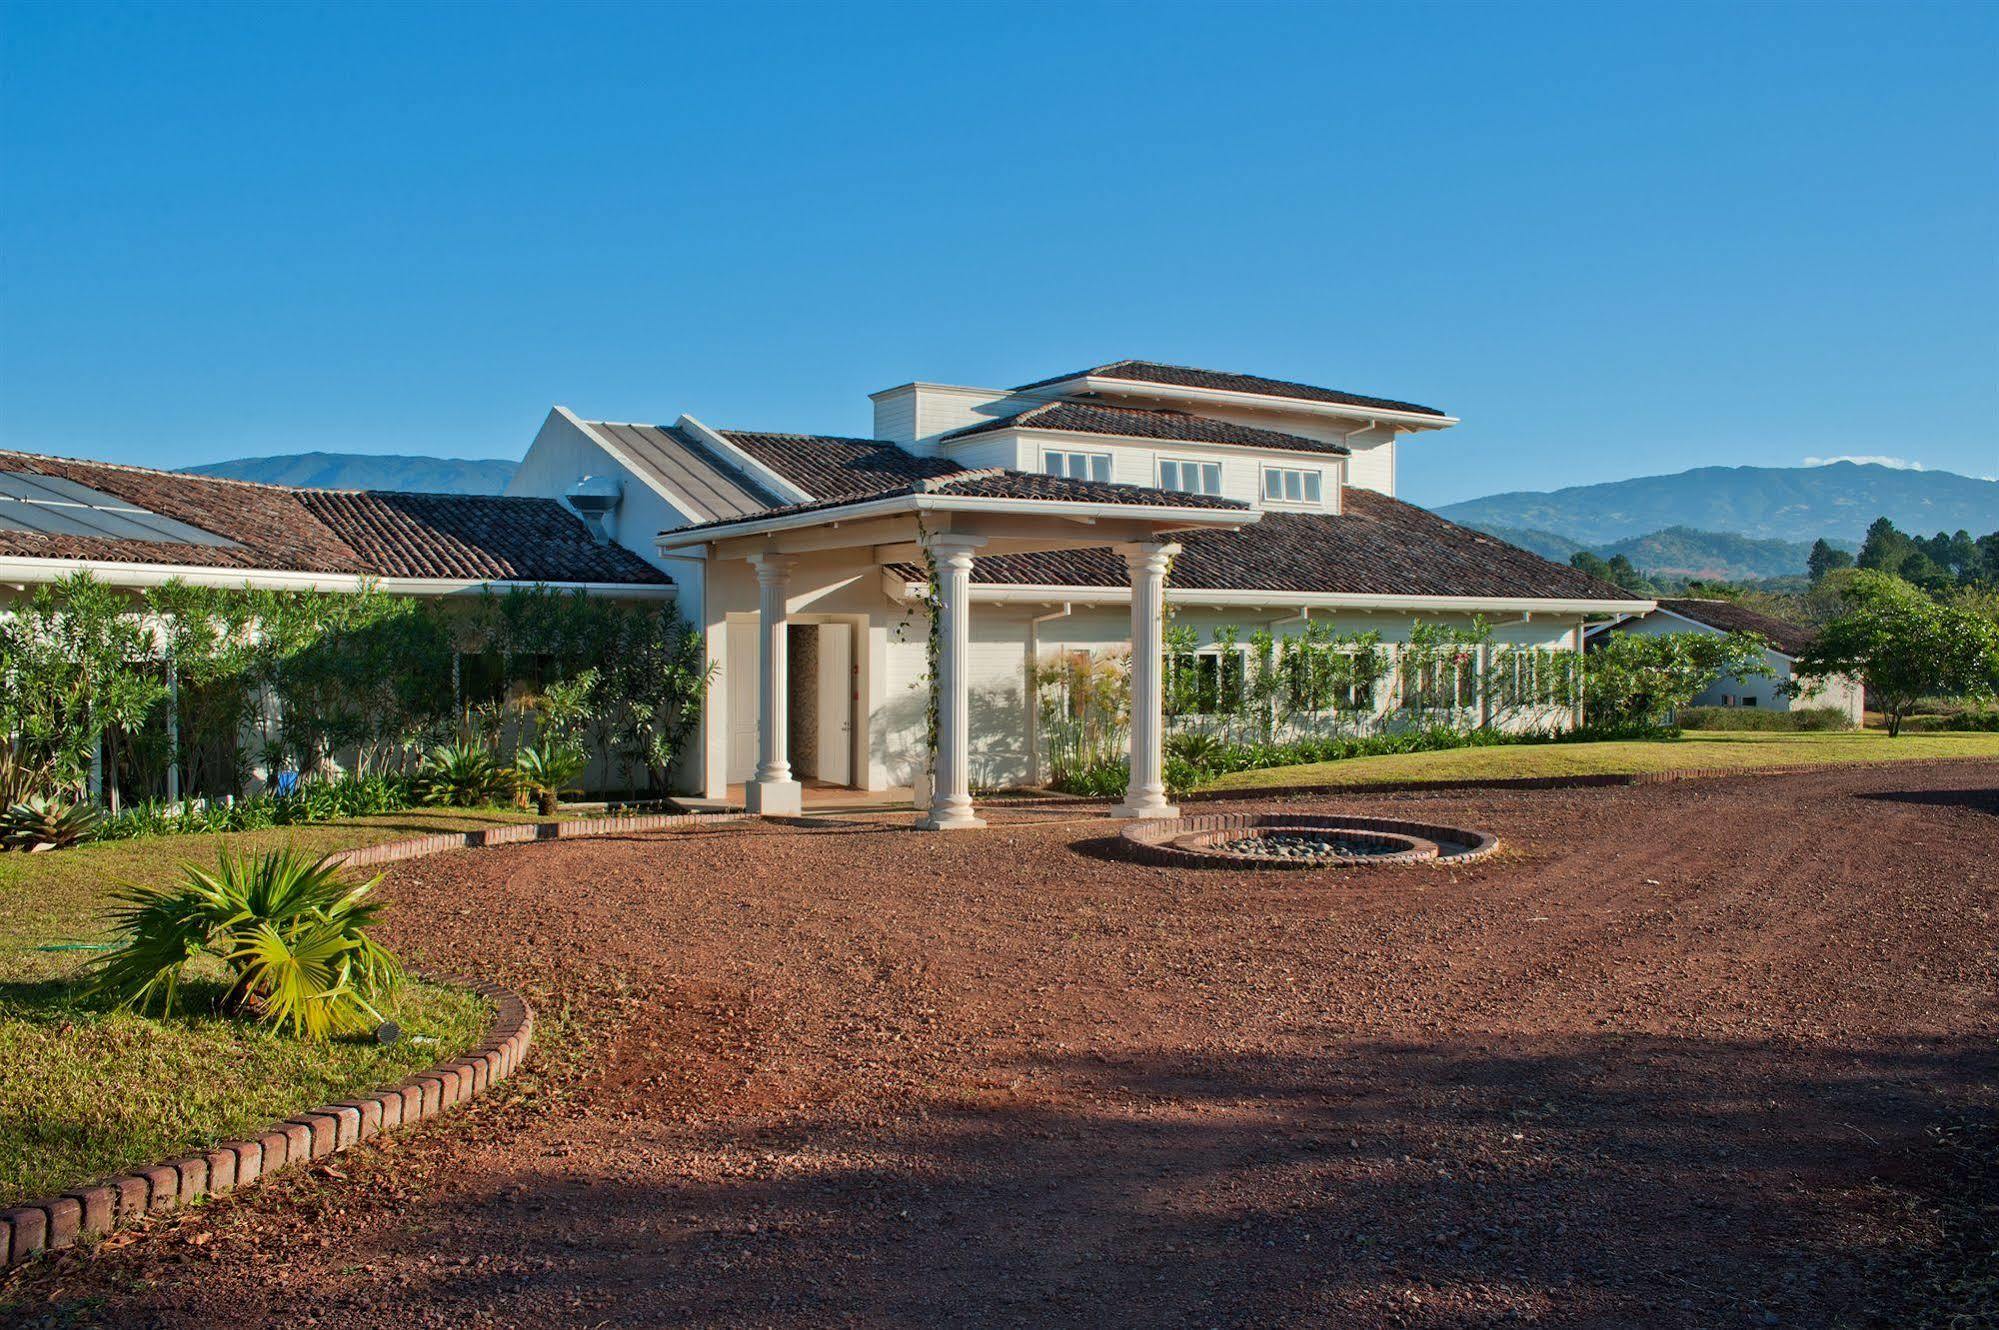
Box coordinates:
[23,1033,1987,1330]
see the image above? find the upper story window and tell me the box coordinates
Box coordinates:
[1158,457,1223,497]
[1043,449,1111,484]
[1262,466,1324,505]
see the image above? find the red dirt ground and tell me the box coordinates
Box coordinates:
[5,763,1996,1329]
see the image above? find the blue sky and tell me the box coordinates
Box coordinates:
[1,1,1993,506]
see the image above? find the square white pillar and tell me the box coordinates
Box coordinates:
[918,533,987,831]
[745,553,802,816]
[1116,540,1181,821]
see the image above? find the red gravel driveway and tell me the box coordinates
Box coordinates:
[6,763,1996,1328]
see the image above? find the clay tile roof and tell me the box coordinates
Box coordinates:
[890,489,1636,602]
[942,401,1351,457]
[0,449,667,586]
[1011,360,1446,418]
[1656,598,1816,656]
[297,490,667,583]
[717,430,963,500]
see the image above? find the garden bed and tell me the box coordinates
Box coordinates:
[0,808,549,1210]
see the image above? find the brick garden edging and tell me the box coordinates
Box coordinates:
[0,975,533,1270]
[325,808,748,871]
[0,809,749,1270]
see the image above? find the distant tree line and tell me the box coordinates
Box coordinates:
[1565,514,1999,599]
[1811,517,1999,590]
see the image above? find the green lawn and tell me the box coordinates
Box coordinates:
[1198,729,1999,793]
[0,807,544,1207]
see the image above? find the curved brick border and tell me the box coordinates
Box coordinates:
[325,808,746,872]
[0,975,532,1270]
[1117,812,1499,871]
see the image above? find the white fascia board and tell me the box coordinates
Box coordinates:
[883,580,1649,616]
[1036,376,1459,431]
[655,491,1258,552]
[675,415,813,505]
[0,556,677,599]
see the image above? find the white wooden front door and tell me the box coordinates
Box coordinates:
[815,622,853,786]
[726,618,758,784]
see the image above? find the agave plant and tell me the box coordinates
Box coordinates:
[418,740,507,807]
[513,741,587,816]
[1,794,103,852]
[92,846,403,1039]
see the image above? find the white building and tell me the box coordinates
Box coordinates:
[505,360,1654,825]
[1586,597,1865,724]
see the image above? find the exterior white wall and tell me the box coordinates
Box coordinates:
[697,557,1595,796]
[505,410,698,572]
[1148,404,1401,497]
[939,429,1344,514]
[869,383,1054,453]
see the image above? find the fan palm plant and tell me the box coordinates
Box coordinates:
[513,741,586,816]
[91,846,403,1039]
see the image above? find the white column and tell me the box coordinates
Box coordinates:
[745,553,802,816]
[1116,541,1180,821]
[918,533,986,831]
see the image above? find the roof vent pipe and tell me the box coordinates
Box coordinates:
[565,475,623,544]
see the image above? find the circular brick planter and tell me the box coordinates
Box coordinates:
[0,976,533,1270]
[1118,812,1498,870]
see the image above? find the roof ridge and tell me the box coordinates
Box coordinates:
[919,467,1003,492]
[717,428,892,446]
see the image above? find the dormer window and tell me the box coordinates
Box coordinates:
[1262,465,1323,506]
[1043,449,1111,484]
[1158,457,1223,497]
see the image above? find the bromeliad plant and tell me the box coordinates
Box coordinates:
[92,847,403,1039]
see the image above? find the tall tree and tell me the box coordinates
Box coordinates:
[1855,516,1911,575]
[1570,550,1613,581]
[1807,538,1853,584]
[1603,554,1654,594]
[1791,571,1999,736]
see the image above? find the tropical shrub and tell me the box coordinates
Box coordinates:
[1582,630,1773,729]
[92,847,403,1039]
[514,741,586,816]
[1,794,104,852]
[418,741,510,807]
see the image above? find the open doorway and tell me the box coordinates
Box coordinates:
[725,619,855,787]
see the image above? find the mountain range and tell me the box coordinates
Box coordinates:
[185,451,518,494]
[1435,461,1998,546]
[1473,524,1853,582]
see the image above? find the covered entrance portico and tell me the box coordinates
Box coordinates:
[657,479,1255,829]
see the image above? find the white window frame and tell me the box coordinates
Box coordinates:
[1043,449,1112,484]
[1158,456,1223,497]
[1260,464,1324,507]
